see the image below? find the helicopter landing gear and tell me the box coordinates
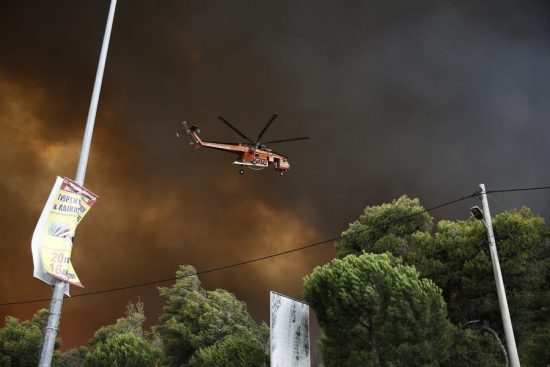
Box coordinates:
[239,169,245,175]
[280,172,285,176]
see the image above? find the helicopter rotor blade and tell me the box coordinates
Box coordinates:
[264,136,310,144]
[218,116,254,143]
[255,114,278,143]
[208,141,242,145]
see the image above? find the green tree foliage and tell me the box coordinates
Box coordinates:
[85,332,161,367]
[84,299,162,367]
[337,196,433,263]
[423,209,548,326]
[89,300,149,346]
[53,347,88,367]
[0,308,56,367]
[303,253,452,367]
[190,330,269,367]
[519,328,550,366]
[335,196,550,366]
[427,208,550,366]
[443,326,503,367]
[155,265,269,367]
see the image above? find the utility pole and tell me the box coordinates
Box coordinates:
[38,1,117,365]
[478,183,521,367]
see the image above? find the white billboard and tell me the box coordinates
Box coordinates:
[270,291,310,367]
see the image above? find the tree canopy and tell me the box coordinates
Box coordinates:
[2,266,268,367]
[190,330,269,367]
[426,208,550,365]
[83,299,162,367]
[84,332,161,367]
[330,196,550,365]
[0,309,53,367]
[53,347,88,367]
[2,196,547,366]
[337,196,433,260]
[155,265,269,367]
[304,252,452,367]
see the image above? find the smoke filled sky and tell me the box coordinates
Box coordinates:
[1,0,550,351]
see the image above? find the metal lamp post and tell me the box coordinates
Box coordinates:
[37,1,117,366]
[470,183,520,367]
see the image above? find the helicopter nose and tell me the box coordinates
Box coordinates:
[278,159,290,171]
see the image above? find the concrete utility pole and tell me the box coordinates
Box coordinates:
[477,183,521,367]
[38,1,117,366]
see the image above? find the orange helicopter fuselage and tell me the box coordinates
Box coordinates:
[186,126,290,173]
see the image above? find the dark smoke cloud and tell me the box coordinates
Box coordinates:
[1,0,549,350]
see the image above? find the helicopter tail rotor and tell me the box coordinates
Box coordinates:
[177,121,201,147]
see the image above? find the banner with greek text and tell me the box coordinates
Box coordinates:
[31,177,98,295]
[270,291,310,367]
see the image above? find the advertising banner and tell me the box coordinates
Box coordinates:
[31,177,98,295]
[270,291,310,367]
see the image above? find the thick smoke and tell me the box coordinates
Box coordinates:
[1,0,549,349]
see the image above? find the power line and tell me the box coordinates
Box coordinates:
[486,185,550,194]
[2,185,549,307]
[1,192,477,306]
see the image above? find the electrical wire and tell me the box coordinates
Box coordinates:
[1,185,549,307]
[486,185,550,194]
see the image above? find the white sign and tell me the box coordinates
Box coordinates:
[270,291,310,367]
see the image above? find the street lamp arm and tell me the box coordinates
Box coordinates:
[464,320,509,367]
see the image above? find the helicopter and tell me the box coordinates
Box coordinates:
[177,114,309,175]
